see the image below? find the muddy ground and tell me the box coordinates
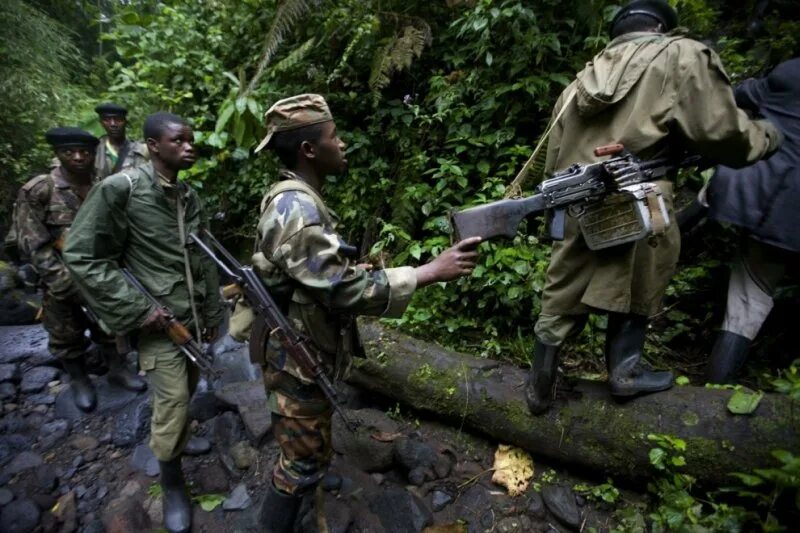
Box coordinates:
[0,323,643,533]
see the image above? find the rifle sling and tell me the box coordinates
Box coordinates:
[177,192,202,341]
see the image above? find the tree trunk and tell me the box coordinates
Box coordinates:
[349,320,800,487]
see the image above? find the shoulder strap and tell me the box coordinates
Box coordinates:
[259,179,333,223]
[113,141,133,174]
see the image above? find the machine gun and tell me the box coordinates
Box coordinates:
[186,229,357,432]
[451,144,701,243]
[120,268,220,378]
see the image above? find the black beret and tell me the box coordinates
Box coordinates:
[94,102,128,117]
[611,0,679,33]
[45,127,99,148]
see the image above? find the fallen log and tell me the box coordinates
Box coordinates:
[350,320,800,487]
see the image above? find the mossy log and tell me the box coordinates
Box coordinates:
[350,320,800,487]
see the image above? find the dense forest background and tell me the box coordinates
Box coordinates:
[1,0,799,379]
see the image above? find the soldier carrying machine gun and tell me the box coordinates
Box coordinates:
[451,144,701,250]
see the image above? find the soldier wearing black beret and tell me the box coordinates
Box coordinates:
[94,102,149,179]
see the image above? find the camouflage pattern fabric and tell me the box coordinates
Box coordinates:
[255,93,333,152]
[42,291,113,360]
[271,408,333,495]
[255,171,416,384]
[94,137,149,180]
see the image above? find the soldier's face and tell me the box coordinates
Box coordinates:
[148,123,196,171]
[56,146,95,176]
[100,115,127,138]
[312,121,347,175]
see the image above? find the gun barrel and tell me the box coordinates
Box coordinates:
[187,233,240,280]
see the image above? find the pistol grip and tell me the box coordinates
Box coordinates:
[549,208,566,241]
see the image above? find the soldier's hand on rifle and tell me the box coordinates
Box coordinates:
[202,326,219,343]
[141,307,171,332]
[415,236,481,287]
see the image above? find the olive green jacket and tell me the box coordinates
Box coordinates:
[62,162,224,334]
[541,31,781,317]
[94,136,149,180]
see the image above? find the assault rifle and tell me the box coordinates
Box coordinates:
[120,268,220,378]
[451,144,701,242]
[186,229,357,432]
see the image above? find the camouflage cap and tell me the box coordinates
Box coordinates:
[254,94,333,153]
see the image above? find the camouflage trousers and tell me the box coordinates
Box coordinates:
[41,291,113,360]
[139,332,199,461]
[263,365,332,495]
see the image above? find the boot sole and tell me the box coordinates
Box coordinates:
[609,382,673,398]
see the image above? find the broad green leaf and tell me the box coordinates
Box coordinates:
[727,388,763,415]
[194,493,225,512]
[675,376,690,386]
[215,103,234,133]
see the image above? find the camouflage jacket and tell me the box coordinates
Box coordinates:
[13,167,96,299]
[62,162,224,335]
[255,170,416,386]
[94,136,149,180]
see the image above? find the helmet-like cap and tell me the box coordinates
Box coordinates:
[611,0,678,34]
[94,102,128,117]
[254,94,333,153]
[45,127,99,148]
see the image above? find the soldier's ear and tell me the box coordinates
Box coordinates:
[299,139,317,160]
[146,137,159,155]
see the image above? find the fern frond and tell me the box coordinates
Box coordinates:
[246,0,316,94]
[368,26,428,102]
[272,37,316,75]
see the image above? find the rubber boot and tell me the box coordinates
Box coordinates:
[705,331,751,384]
[159,458,192,533]
[259,482,302,533]
[105,347,147,392]
[605,313,673,397]
[524,339,560,415]
[61,359,97,412]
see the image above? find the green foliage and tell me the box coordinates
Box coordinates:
[574,478,621,504]
[770,359,800,401]
[193,493,226,512]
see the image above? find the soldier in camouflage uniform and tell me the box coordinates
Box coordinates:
[525,0,783,414]
[63,113,224,533]
[251,94,481,532]
[14,127,146,412]
[94,102,149,179]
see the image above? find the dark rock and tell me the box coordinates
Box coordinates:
[27,393,55,406]
[229,441,257,469]
[480,510,494,528]
[145,458,160,477]
[35,464,58,491]
[0,363,20,383]
[431,490,453,512]
[321,473,342,492]
[211,411,246,451]
[223,483,252,511]
[20,366,60,394]
[70,435,99,452]
[528,491,546,518]
[0,497,40,532]
[85,449,98,462]
[183,436,211,456]
[82,520,105,533]
[214,380,271,445]
[542,484,581,530]
[130,444,156,473]
[99,432,112,444]
[38,419,70,451]
[0,325,49,365]
[331,408,400,472]
[60,466,77,481]
[189,390,229,422]
[445,484,491,528]
[191,505,227,533]
[102,496,151,533]
[0,487,13,505]
[31,493,57,512]
[3,451,43,476]
[194,461,230,493]
[0,433,35,467]
[497,515,532,532]
[210,336,257,384]
[364,487,432,533]
[75,485,88,499]
[0,382,16,400]
[408,467,426,486]
[394,435,440,476]
[111,396,151,447]
[575,494,586,507]
[96,485,109,501]
[299,492,352,533]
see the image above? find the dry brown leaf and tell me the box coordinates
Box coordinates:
[491,444,534,497]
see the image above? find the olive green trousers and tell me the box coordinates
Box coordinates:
[138,333,199,461]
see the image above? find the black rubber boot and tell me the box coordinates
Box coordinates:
[259,483,302,533]
[524,339,560,415]
[61,359,97,412]
[705,331,751,384]
[606,313,673,397]
[159,458,192,533]
[105,347,147,392]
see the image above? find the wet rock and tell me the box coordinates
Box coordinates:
[431,490,454,512]
[4,402,17,413]
[99,432,112,445]
[3,451,43,476]
[130,444,155,473]
[189,390,229,422]
[0,363,20,383]
[52,491,77,533]
[82,520,105,533]
[528,491,546,518]
[54,377,145,421]
[575,494,586,507]
[299,492,352,533]
[321,472,343,492]
[30,493,57,512]
[496,515,532,532]
[144,495,162,525]
[26,393,55,406]
[0,382,16,400]
[75,485,88,499]
[394,435,448,485]
[119,479,145,499]
[111,396,151,447]
[211,336,257,384]
[370,473,384,486]
[223,483,252,511]
[211,411,247,451]
[20,366,60,394]
[542,484,581,530]
[331,408,400,472]
[96,485,109,501]
[38,419,69,451]
[31,404,48,414]
[0,487,13,505]
[194,461,229,493]
[230,441,258,469]
[183,435,211,456]
[35,464,58,491]
[70,435,99,452]
[214,380,271,445]
[102,496,151,533]
[72,455,84,468]
[192,505,227,532]
[145,458,160,477]
[0,325,48,365]
[0,497,40,533]
[364,487,433,532]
